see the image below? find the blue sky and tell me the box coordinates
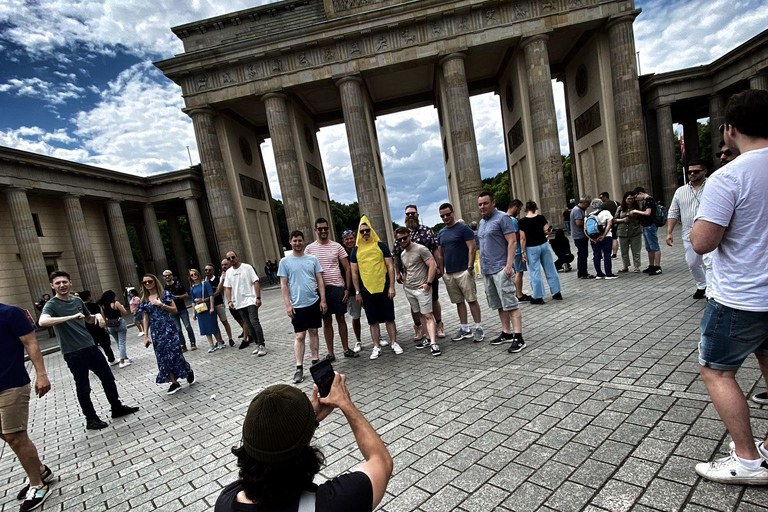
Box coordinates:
[1,0,767,225]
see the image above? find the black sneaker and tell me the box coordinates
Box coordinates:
[642,266,652,274]
[238,340,251,350]
[416,338,430,350]
[518,294,533,302]
[167,382,181,395]
[20,484,50,512]
[693,288,706,299]
[752,392,768,405]
[552,292,562,300]
[507,336,526,353]
[229,339,235,347]
[186,370,196,385]
[238,332,245,338]
[343,349,359,358]
[111,405,139,419]
[430,344,441,356]
[293,368,304,383]
[86,417,108,430]
[530,298,545,304]
[324,354,336,362]
[16,466,54,500]
[649,267,662,275]
[490,332,514,345]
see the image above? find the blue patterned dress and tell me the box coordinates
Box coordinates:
[138,290,191,384]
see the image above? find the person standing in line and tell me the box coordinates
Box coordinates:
[128,289,144,337]
[598,192,621,259]
[613,192,643,273]
[205,264,235,347]
[80,290,116,365]
[476,193,525,352]
[341,230,364,353]
[279,231,328,384]
[224,252,267,356]
[690,89,768,484]
[586,199,617,280]
[435,203,484,343]
[219,258,247,346]
[189,269,225,353]
[350,217,399,360]
[305,218,359,360]
[139,274,196,395]
[98,290,132,368]
[666,159,709,299]
[518,201,563,303]
[39,271,139,430]
[506,199,533,302]
[570,196,595,279]
[631,187,663,275]
[1,302,54,512]
[162,270,197,351]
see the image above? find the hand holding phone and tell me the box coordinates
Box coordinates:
[309,359,335,397]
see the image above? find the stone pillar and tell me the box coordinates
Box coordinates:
[682,118,700,163]
[436,54,483,224]
[336,77,390,237]
[655,104,677,205]
[750,73,768,90]
[188,107,244,258]
[521,36,567,227]
[262,93,314,238]
[62,194,101,295]
[105,201,139,288]
[4,188,50,306]
[607,15,651,190]
[184,196,212,268]
[167,214,190,280]
[142,203,168,275]
[708,94,724,169]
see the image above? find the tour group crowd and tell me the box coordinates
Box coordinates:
[1,90,767,512]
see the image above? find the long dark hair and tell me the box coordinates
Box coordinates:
[620,191,636,212]
[232,445,324,508]
[97,290,117,308]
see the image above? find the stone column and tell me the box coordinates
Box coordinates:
[436,54,484,224]
[188,107,244,258]
[682,118,700,163]
[185,196,212,268]
[521,36,567,227]
[708,94,724,169]
[655,104,678,205]
[142,203,168,274]
[607,15,651,190]
[262,92,314,238]
[4,188,50,305]
[750,73,768,90]
[336,77,389,237]
[167,214,190,279]
[105,201,139,288]
[62,194,101,295]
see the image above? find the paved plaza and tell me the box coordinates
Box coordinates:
[2,237,767,512]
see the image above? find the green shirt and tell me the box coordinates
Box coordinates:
[41,296,95,355]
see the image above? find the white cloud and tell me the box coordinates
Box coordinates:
[0,125,90,161]
[0,77,85,104]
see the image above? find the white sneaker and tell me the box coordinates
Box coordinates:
[695,451,768,485]
[353,341,362,353]
[728,439,768,460]
[118,361,131,369]
[392,342,403,355]
[379,339,389,347]
[109,360,119,366]
[370,346,381,360]
[136,332,144,337]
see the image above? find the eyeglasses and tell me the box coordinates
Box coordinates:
[316,227,329,232]
[142,280,154,285]
[396,236,409,243]
[405,211,418,217]
[687,169,704,175]
[439,212,453,218]
[716,150,733,158]
[359,229,371,234]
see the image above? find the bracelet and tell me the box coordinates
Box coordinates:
[256,296,261,300]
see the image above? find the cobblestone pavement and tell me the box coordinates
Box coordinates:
[2,236,767,512]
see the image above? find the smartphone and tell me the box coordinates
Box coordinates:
[310,359,335,397]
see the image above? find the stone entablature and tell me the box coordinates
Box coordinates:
[156,0,634,109]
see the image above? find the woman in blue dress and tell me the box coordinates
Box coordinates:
[139,273,196,395]
[188,268,224,353]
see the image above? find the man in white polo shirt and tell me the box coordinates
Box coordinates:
[223,251,266,356]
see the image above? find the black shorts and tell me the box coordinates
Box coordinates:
[292,300,322,333]
[610,225,618,238]
[324,286,347,317]
[361,291,396,326]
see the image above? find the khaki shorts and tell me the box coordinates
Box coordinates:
[214,304,230,323]
[404,285,433,314]
[0,384,31,434]
[443,269,477,304]
[484,269,519,311]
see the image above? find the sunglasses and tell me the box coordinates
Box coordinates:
[204,268,213,272]
[359,229,371,234]
[439,212,453,218]
[405,211,418,217]
[227,256,236,260]
[396,236,409,243]
[316,227,329,232]
[163,275,172,278]
[687,169,704,175]
[716,150,733,158]
[142,280,154,285]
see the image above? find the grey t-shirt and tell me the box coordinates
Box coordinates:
[400,243,433,289]
[477,209,516,275]
[41,296,96,355]
[570,206,586,240]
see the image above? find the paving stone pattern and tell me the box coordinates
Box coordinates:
[2,239,767,511]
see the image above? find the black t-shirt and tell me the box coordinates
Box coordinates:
[83,302,110,343]
[166,280,188,311]
[639,197,657,227]
[214,471,373,512]
[208,275,224,306]
[518,215,549,247]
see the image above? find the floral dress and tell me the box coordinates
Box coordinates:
[138,290,191,384]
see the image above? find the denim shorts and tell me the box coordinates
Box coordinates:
[514,253,527,273]
[698,299,768,371]
[642,225,660,252]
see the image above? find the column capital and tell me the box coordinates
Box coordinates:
[184,195,201,201]
[605,11,640,30]
[63,193,83,200]
[334,75,363,88]
[106,199,124,205]
[438,52,466,67]
[185,106,216,119]
[261,91,288,103]
[653,102,672,111]
[520,34,549,49]
[4,186,30,195]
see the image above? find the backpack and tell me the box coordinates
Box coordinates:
[585,214,604,239]
[653,203,667,227]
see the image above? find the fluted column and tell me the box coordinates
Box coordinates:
[63,194,101,295]
[607,15,651,190]
[167,214,190,280]
[655,104,677,205]
[184,196,212,268]
[750,73,768,90]
[142,203,168,274]
[4,188,50,305]
[708,94,724,169]
[682,118,700,163]
[105,201,139,288]
[335,77,389,237]
[521,36,567,227]
[188,107,244,258]
[262,93,314,238]
[436,54,483,224]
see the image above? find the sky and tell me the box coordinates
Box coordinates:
[1,0,767,226]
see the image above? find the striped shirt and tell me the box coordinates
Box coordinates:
[305,241,348,288]
[668,179,707,241]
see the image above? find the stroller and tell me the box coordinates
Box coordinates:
[549,229,574,272]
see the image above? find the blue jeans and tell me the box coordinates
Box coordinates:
[526,244,561,299]
[108,318,128,360]
[63,345,121,419]
[574,237,589,277]
[591,237,614,277]
[643,225,660,252]
[699,299,768,371]
[172,308,196,346]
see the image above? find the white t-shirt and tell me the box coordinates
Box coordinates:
[222,263,259,308]
[596,210,614,238]
[694,146,768,311]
